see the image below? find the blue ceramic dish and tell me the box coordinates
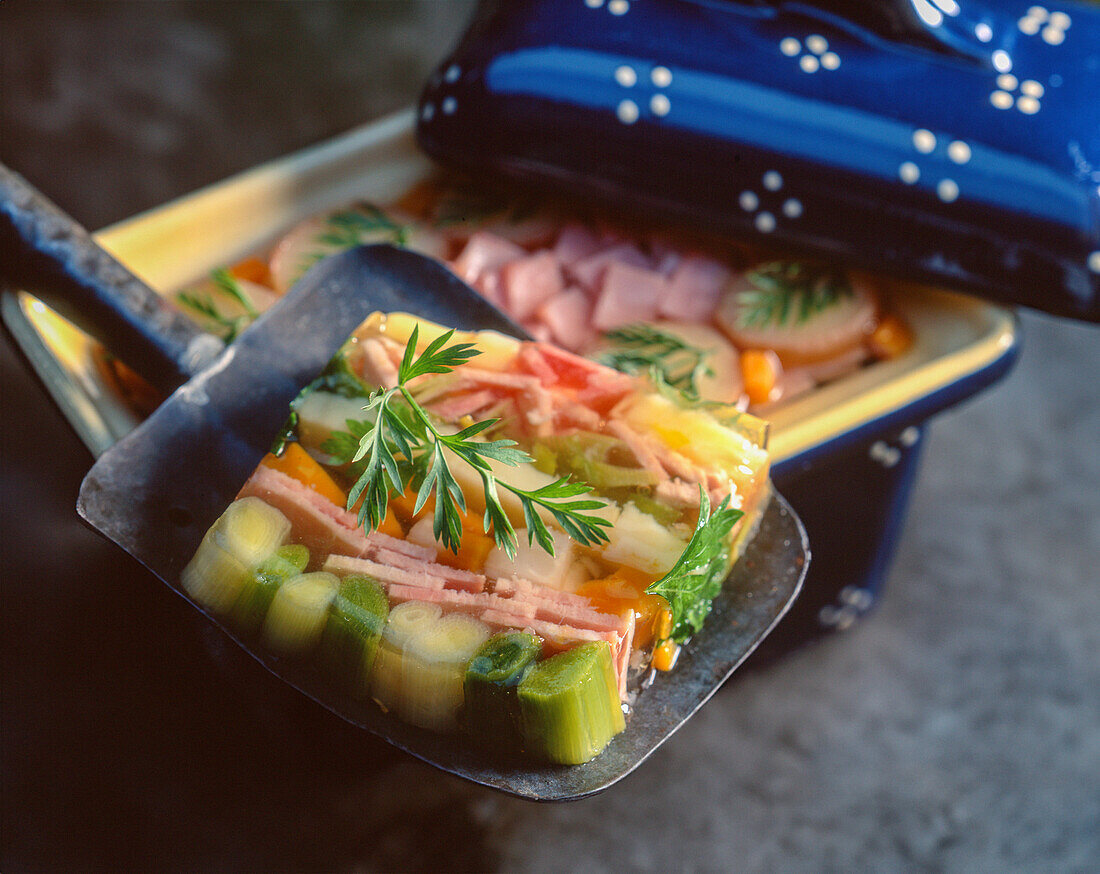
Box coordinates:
[418,0,1100,322]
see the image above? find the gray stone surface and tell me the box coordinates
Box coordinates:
[2,3,1098,871]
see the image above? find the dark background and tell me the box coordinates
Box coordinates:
[3,2,1098,871]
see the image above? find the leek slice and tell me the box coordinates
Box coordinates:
[517,641,625,765]
[322,574,389,691]
[401,613,491,732]
[464,631,541,742]
[370,603,491,732]
[262,571,338,655]
[370,601,443,717]
[180,498,291,612]
[232,544,311,633]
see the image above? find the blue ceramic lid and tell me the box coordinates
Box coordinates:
[418,0,1100,322]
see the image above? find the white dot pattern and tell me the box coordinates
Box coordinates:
[899,162,920,184]
[444,65,461,84]
[755,212,776,233]
[608,0,629,14]
[937,178,960,202]
[806,34,828,54]
[615,65,637,87]
[1088,251,1100,273]
[651,66,672,88]
[782,198,803,218]
[650,94,670,116]
[441,96,457,115]
[617,100,639,123]
[763,171,783,191]
[782,33,841,72]
[975,22,993,42]
[992,50,1013,73]
[740,191,759,211]
[948,141,972,164]
[991,74,1043,114]
[913,129,937,153]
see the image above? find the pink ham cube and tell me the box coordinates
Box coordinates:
[450,230,525,285]
[552,222,604,265]
[568,242,652,293]
[592,261,667,330]
[500,251,564,321]
[536,287,595,352]
[658,253,732,322]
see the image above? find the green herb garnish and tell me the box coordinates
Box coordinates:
[646,488,744,642]
[177,268,260,343]
[596,324,713,399]
[316,203,407,249]
[296,203,409,278]
[737,261,852,328]
[327,326,612,560]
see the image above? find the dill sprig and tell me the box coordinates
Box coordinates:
[737,261,852,329]
[329,326,612,559]
[316,203,407,249]
[596,324,713,399]
[296,204,409,277]
[177,268,259,343]
[646,487,744,642]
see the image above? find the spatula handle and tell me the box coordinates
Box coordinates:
[0,164,222,393]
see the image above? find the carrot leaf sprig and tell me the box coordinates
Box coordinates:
[333,326,612,559]
[646,488,744,642]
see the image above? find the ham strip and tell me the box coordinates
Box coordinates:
[324,554,448,590]
[384,584,500,614]
[369,546,486,593]
[239,466,372,557]
[323,553,486,594]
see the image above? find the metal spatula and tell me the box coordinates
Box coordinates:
[1,164,807,800]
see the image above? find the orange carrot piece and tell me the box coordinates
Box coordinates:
[868,314,913,359]
[741,349,782,406]
[577,568,669,649]
[229,256,274,289]
[652,638,680,672]
[261,444,347,507]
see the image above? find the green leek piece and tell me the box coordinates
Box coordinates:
[321,574,389,690]
[629,494,681,527]
[180,497,291,613]
[550,432,657,491]
[573,457,658,489]
[463,631,541,742]
[517,641,625,765]
[262,571,339,655]
[529,443,558,476]
[232,544,311,633]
